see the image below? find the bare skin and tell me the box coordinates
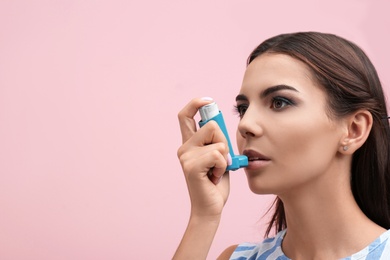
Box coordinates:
[173,98,230,260]
[174,53,386,260]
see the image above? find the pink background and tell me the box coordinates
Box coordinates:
[1,0,389,259]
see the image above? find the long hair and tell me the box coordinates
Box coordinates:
[246,32,390,237]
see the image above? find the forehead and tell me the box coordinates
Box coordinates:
[241,53,317,91]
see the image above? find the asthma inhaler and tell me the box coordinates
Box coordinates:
[199,102,248,171]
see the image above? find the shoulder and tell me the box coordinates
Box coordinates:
[352,229,390,259]
[227,230,287,260]
[367,229,390,259]
[217,244,239,260]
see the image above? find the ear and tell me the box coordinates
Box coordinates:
[339,110,373,154]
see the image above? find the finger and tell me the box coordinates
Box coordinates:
[189,121,229,151]
[209,173,221,185]
[178,97,214,144]
[177,121,229,159]
[183,146,229,180]
[202,149,228,178]
[209,164,230,185]
[178,136,229,165]
[211,170,230,186]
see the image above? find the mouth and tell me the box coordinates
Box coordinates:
[243,149,271,161]
[243,149,271,170]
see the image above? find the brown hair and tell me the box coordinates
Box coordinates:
[247,32,390,237]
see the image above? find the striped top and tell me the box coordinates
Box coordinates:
[230,229,390,260]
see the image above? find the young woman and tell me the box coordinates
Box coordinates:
[173,32,390,259]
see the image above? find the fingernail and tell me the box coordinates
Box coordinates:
[227,153,232,166]
[201,97,213,101]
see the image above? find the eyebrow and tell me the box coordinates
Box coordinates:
[235,94,248,102]
[261,84,299,98]
[236,84,299,102]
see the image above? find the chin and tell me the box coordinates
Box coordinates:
[245,170,270,194]
[247,180,274,195]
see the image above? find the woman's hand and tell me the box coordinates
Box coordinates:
[177,98,231,219]
[173,97,231,259]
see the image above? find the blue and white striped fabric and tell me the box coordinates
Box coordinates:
[230,229,390,260]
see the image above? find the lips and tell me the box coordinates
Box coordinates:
[243,149,271,170]
[243,149,271,161]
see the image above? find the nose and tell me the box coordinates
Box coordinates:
[237,107,263,139]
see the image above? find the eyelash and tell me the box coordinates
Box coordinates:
[233,104,248,118]
[271,96,295,109]
[234,96,295,118]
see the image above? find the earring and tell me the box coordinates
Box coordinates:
[343,145,349,151]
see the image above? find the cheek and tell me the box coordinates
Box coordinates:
[273,121,339,172]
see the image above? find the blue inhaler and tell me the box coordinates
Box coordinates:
[198,102,248,171]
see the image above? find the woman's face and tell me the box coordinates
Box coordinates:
[236,53,345,196]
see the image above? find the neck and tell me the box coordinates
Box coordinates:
[279,163,386,259]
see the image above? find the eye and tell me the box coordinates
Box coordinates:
[234,104,248,118]
[271,97,294,110]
